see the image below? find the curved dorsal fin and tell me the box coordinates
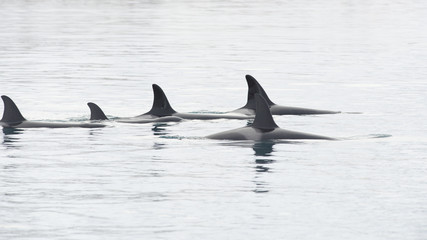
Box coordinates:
[242,75,275,110]
[145,84,177,117]
[252,94,278,130]
[87,102,109,120]
[1,95,26,124]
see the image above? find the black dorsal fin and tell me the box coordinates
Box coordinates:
[145,84,177,117]
[1,95,26,124]
[252,94,278,130]
[87,102,109,120]
[242,75,275,110]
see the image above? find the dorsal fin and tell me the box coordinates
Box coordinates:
[242,75,275,110]
[252,94,278,130]
[145,84,177,117]
[1,95,26,124]
[87,102,109,120]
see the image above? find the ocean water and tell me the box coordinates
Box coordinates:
[1,0,427,239]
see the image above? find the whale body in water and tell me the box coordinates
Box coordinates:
[88,84,251,122]
[1,95,105,128]
[142,84,252,120]
[87,102,183,123]
[89,75,338,122]
[207,94,334,140]
[230,75,340,116]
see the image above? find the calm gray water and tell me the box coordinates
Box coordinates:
[1,0,427,239]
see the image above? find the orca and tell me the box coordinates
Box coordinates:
[1,95,105,128]
[87,102,183,123]
[135,84,251,120]
[230,75,340,115]
[206,94,334,140]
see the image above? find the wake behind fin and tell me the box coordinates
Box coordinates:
[87,102,109,120]
[144,84,177,117]
[242,75,275,110]
[252,94,278,130]
[1,95,26,124]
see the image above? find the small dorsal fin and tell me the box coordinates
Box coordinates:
[1,95,26,124]
[145,84,177,117]
[252,94,278,130]
[242,75,275,110]
[87,102,109,120]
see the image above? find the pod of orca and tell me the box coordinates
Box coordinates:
[1,75,340,140]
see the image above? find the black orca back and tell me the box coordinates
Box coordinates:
[1,95,26,124]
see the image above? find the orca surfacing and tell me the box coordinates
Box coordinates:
[230,75,340,116]
[207,94,334,141]
[138,84,251,120]
[87,102,183,123]
[87,84,250,122]
[1,95,105,128]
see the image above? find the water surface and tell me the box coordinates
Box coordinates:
[1,0,427,239]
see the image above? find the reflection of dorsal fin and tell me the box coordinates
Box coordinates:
[242,75,275,110]
[145,84,177,117]
[1,95,26,124]
[252,94,278,130]
[87,102,109,120]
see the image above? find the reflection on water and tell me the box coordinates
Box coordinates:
[255,159,275,164]
[2,128,23,148]
[252,141,276,194]
[88,128,104,136]
[151,123,170,136]
[255,165,270,173]
[152,124,172,149]
[215,140,278,193]
[152,142,166,150]
[252,141,275,157]
[252,181,269,194]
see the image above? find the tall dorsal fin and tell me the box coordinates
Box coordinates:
[1,95,26,124]
[243,75,275,110]
[252,94,278,130]
[87,102,109,120]
[145,84,177,117]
